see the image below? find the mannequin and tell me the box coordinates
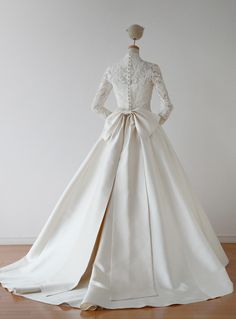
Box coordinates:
[125,24,166,124]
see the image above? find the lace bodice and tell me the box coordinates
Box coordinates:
[91,48,174,125]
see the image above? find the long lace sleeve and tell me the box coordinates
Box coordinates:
[90,66,113,119]
[152,64,174,125]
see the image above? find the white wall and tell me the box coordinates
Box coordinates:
[0,0,235,244]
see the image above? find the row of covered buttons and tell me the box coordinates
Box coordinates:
[127,53,132,110]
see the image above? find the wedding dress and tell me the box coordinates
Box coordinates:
[0,47,233,311]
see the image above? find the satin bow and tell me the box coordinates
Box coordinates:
[101,107,161,142]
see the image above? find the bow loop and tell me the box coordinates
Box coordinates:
[101,107,160,142]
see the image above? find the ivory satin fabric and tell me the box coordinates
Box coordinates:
[0,49,234,310]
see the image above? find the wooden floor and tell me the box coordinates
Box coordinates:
[0,244,235,319]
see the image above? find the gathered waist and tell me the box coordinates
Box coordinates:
[114,105,152,114]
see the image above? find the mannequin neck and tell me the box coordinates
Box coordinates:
[128,46,140,54]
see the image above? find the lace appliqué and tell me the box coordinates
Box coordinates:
[90,67,113,119]
[151,64,174,124]
[109,60,152,86]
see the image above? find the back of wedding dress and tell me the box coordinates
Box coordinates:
[0,46,233,312]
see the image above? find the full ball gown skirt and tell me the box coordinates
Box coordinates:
[0,51,234,310]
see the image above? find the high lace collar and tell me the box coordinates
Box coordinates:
[122,47,142,63]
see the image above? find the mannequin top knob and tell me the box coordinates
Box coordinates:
[126,24,144,40]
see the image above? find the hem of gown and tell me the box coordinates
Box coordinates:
[79,287,234,311]
[1,282,233,311]
[0,264,234,311]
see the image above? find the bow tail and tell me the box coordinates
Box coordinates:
[134,112,160,139]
